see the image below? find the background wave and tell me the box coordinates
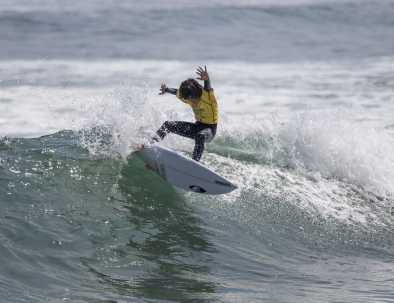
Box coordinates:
[1,0,394,61]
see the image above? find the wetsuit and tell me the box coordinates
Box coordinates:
[154,79,218,162]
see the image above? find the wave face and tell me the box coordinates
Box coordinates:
[1,108,394,301]
[1,0,394,61]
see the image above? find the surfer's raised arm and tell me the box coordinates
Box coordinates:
[196,66,211,92]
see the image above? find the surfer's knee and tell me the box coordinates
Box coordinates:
[197,128,214,143]
[157,121,172,140]
[158,121,175,135]
[162,121,174,129]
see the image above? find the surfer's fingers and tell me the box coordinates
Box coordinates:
[197,67,208,78]
[159,84,166,95]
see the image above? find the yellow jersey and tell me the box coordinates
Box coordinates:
[176,88,218,124]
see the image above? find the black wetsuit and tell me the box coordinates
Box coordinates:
[154,79,217,162]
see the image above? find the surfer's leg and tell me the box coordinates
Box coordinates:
[155,121,196,141]
[192,128,214,162]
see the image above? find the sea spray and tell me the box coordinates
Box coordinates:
[213,109,394,204]
[77,82,190,160]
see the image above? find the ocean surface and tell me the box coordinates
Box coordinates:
[1,0,394,302]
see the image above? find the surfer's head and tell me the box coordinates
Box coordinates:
[179,78,203,103]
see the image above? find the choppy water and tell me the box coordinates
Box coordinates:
[1,0,394,302]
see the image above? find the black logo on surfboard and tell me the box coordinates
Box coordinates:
[189,186,207,193]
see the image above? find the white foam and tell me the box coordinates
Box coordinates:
[208,109,394,213]
[2,57,394,138]
[199,152,384,226]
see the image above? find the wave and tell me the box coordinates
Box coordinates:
[1,81,394,253]
[2,115,393,228]
[2,126,393,302]
[0,130,393,263]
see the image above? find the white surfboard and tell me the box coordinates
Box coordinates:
[133,143,238,195]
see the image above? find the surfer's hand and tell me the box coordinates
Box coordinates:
[159,83,167,95]
[196,66,209,81]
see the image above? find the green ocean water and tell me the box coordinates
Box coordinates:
[1,132,216,301]
[1,126,393,302]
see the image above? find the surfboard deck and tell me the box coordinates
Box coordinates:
[133,143,238,195]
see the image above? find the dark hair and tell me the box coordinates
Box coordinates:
[178,78,203,100]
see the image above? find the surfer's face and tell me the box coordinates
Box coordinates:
[188,96,199,104]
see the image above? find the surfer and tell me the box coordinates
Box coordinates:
[152,66,218,162]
